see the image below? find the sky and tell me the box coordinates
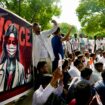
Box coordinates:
[53,0,81,30]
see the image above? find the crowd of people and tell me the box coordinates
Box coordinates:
[32,20,105,105]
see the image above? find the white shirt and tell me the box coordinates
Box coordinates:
[38,35,49,58]
[32,25,58,67]
[32,83,63,105]
[68,66,80,78]
[71,38,79,50]
[89,39,94,53]
[96,39,103,50]
[99,57,105,69]
[90,69,102,85]
[66,40,72,54]
[32,84,55,105]
[97,54,103,62]
[68,77,91,89]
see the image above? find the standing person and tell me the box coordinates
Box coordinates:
[0,24,25,92]
[89,53,97,69]
[66,36,73,56]
[71,34,79,51]
[79,34,85,53]
[52,27,72,72]
[99,51,105,69]
[32,20,58,73]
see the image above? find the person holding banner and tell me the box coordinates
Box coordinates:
[0,24,25,92]
[32,20,58,73]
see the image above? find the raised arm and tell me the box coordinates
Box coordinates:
[34,68,62,105]
[61,27,72,42]
[42,20,58,37]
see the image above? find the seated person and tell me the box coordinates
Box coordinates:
[32,68,63,105]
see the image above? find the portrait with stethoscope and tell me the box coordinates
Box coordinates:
[0,24,25,92]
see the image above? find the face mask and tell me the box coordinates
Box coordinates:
[6,33,18,58]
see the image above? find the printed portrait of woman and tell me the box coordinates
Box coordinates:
[0,24,25,92]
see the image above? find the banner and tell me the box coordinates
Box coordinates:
[0,7,32,104]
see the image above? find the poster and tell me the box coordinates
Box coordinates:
[0,7,32,104]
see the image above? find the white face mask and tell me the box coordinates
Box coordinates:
[6,33,17,58]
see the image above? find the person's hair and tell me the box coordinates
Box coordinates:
[101,70,105,81]
[0,24,19,63]
[74,33,77,38]
[74,81,92,105]
[81,68,92,79]
[33,22,39,27]
[90,53,96,57]
[94,36,97,40]
[75,51,81,57]
[61,33,64,37]
[41,74,52,88]
[62,59,69,70]
[77,54,84,60]
[37,61,47,72]
[102,51,105,55]
[94,62,103,68]
[68,53,73,59]
[85,52,89,57]
[53,27,60,34]
[74,59,82,67]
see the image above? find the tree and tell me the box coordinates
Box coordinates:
[59,23,77,36]
[0,0,61,29]
[76,0,105,35]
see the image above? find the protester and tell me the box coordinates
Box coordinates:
[68,59,83,78]
[74,50,81,59]
[79,34,85,52]
[34,61,49,90]
[94,70,105,105]
[32,20,58,73]
[99,51,105,68]
[77,54,86,66]
[71,34,79,51]
[68,81,93,105]
[65,36,73,56]
[52,27,72,72]
[31,19,105,105]
[62,59,71,90]
[32,68,63,105]
[84,51,90,67]
[66,68,93,103]
[90,62,103,85]
[89,53,97,69]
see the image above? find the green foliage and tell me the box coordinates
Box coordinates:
[0,0,61,29]
[59,23,77,36]
[95,31,105,37]
[76,0,105,36]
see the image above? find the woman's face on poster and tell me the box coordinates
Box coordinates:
[6,33,17,58]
